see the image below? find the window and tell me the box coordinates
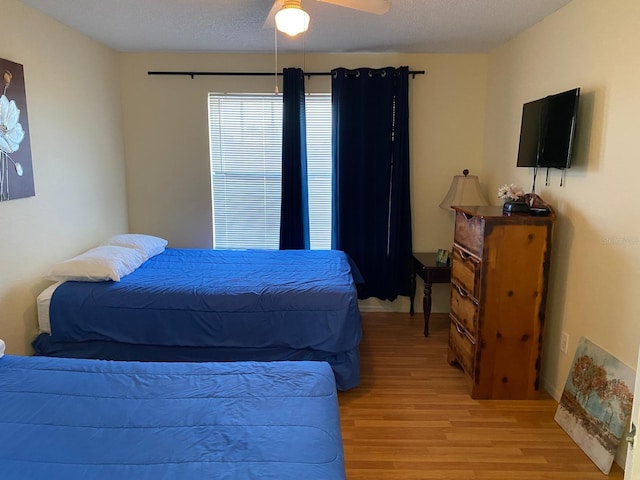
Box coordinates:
[208,93,332,250]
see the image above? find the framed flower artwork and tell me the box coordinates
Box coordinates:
[0,57,34,202]
[554,337,634,474]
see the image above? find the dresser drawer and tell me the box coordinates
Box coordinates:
[454,211,484,257]
[448,318,476,377]
[450,283,478,337]
[451,246,481,298]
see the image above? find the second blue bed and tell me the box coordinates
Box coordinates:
[0,355,346,480]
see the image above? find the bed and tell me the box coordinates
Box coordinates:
[32,246,362,390]
[0,350,346,479]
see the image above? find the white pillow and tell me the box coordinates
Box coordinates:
[0,339,5,358]
[46,245,147,282]
[102,234,167,260]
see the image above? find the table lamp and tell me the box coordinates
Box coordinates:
[439,169,488,210]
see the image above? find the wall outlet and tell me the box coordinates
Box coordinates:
[560,332,569,355]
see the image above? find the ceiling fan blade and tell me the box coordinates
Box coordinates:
[263,0,285,29]
[317,0,391,15]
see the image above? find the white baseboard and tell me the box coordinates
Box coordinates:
[357,295,451,314]
[541,376,562,402]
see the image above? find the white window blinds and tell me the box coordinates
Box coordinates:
[208,93,332,250]
[305,94,332,250]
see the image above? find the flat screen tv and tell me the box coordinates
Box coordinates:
[516,88,580,169]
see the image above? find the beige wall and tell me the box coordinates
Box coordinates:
[0,0,128,354]
[483,0,640,404]
[119,52,488,313]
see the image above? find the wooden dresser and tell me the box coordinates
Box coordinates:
[447,203,555,399]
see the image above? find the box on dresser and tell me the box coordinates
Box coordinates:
[447,198,555,400]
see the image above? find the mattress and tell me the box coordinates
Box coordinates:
[36,281,60,333]
[0,355,346,480]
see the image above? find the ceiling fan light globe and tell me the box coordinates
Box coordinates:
[275,6,310,36]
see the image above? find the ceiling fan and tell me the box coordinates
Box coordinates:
[264,0,392,37]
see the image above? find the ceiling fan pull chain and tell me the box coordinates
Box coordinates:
[274,27,279,94]
[303,23,306,73]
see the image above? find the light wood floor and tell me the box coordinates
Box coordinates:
[338,312,625,480]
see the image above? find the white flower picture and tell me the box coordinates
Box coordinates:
[0,94,25,154]
[0,58,34,202]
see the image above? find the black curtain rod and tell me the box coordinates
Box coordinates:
[148,70,426,79]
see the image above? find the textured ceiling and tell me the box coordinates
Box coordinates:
[18,0,572,53]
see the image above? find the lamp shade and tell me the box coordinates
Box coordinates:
[275,3,310,37]
[439,169,489,210]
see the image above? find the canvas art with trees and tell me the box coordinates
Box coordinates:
[555,337,634,474]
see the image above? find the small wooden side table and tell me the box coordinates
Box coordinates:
[410,252,452,337]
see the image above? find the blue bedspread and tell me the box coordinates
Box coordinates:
[0,355,346,480]
[49,249,362,353]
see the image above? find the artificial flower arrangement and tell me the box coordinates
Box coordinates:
[497,183,525,202]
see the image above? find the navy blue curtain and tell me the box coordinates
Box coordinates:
[331,66,412,300]
[279,68,310,250]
